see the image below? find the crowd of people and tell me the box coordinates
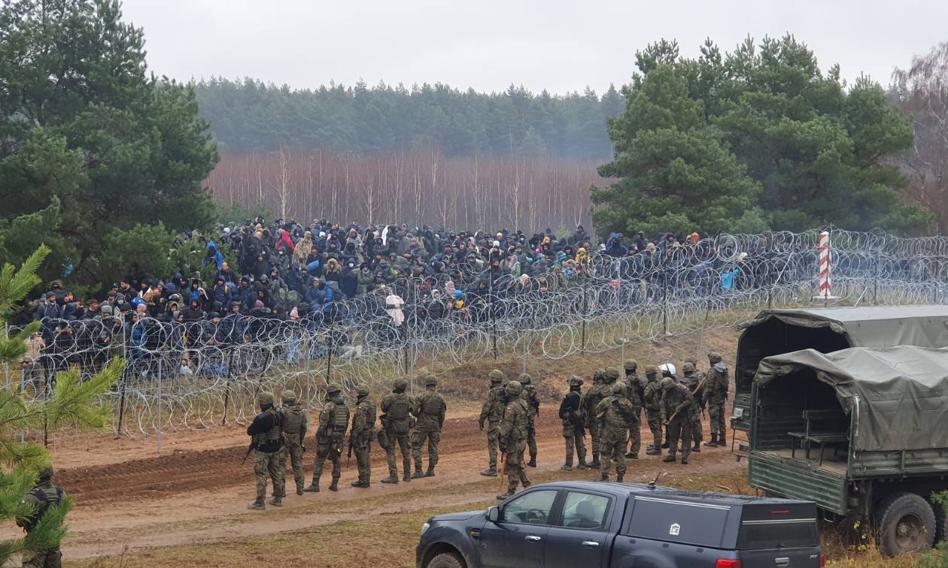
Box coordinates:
[21,217,759,388]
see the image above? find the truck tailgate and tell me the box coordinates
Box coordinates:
[749,451,847,515]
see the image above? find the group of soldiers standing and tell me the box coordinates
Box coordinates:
[475,352,729,497]
[557,352,729,482]
[245,351,728,508]
[246,375,446,510]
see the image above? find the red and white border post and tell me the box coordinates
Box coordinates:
[816,231,833,304]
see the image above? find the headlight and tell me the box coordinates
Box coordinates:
[421,522,431,535]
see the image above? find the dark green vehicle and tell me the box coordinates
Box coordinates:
[747,345,948,557]
[732,305,948,433]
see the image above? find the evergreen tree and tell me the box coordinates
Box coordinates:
[0,246,121,565]
[0,0,219,288]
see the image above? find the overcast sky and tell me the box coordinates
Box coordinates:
[121,0,947,95]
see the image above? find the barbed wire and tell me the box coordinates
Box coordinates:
[5,229,947,437]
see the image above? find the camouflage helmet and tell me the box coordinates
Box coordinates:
[282,390,298,403]
[661,377,676,390]
[424,375,438,387]
[593,368,605,383]
[605,367,621,382]
[257,391,275,407]
[518,373,533,385]
[708,351,723,364]
[37,465,53,481]
[488,369,506,384]
[568,375,584,388]
[645,365,659,379]
[612,382,627,396]
[393,379,409,392]
[505,380,523,396]
[682,362,696,374]
[355,385,370,397]
[624,359,638,372]
[326,384,342,395]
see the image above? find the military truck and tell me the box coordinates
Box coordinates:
[732,305,948,434]
[747,345,948,556]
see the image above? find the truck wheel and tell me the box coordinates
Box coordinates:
[875,492,936,557]
[427,552,465,568]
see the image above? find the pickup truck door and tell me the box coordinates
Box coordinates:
[478,489,558,568]
[543,490,613,568]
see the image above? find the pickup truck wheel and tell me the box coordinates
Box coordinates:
[875,492,936,557]
[427,552,465,568]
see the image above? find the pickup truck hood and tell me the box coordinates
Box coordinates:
[431,510,484,522]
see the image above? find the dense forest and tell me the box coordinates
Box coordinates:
[194,78,624,159]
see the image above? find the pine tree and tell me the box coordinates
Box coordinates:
[0,246,121,564]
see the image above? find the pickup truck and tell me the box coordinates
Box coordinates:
[416,481,822,568]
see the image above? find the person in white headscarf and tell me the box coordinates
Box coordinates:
[384,287,405,327]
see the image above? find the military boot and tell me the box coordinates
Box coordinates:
[380,475,399,484]
[645,446,661,456]
[616,473,624,482]
[329,478,339,492]
[599,473,609,482]
[425,467,436,478]
[680,455,689,465]
[662,452,677,463]
[268,496,283,507]
[692,443,701,453]
[589,453,601,468]
[496,491,515,501]
[303,480,320,493]
[577,460,589,471]
[661,441,669,449]
[527,457,537,468]
[625,452,638,459]
[296,483,305,496]
[480,467,498,477]
[705,434,718,447]
[403,472,412,482]
[247,499,265,510]
[411,469,426,479]
[560,464,573,471]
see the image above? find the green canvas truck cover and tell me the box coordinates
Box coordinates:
[746,305,948,348]
[754,346,948,452]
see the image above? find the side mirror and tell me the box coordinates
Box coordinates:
[487,506,500,523]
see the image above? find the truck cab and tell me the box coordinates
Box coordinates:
[732,305,948,435]
[747,346,948,556]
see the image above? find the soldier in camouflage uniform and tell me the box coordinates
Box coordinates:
[17,466,64,568]
[247,391,285,509]
[280,390,308,495]
[583,369,608,468]
[478,369,506,476]
[519,373,540,467]
[497,380,530,500]
[623,359,644,459]
[642,366,663,456]
[411,375,446,478]
[380,378,413,483]
[350,385,376,488]
[596,382,637,482]
[681,362,704,453]
[558,376,588,470]
[661,377,694,464]
[704,352,729,447]
[305,384,349,492]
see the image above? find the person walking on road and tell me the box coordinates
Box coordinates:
[478,369,506,476]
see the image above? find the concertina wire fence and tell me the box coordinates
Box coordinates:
[5,228,948,439]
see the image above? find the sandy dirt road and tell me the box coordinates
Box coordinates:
[31,407,741,561]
